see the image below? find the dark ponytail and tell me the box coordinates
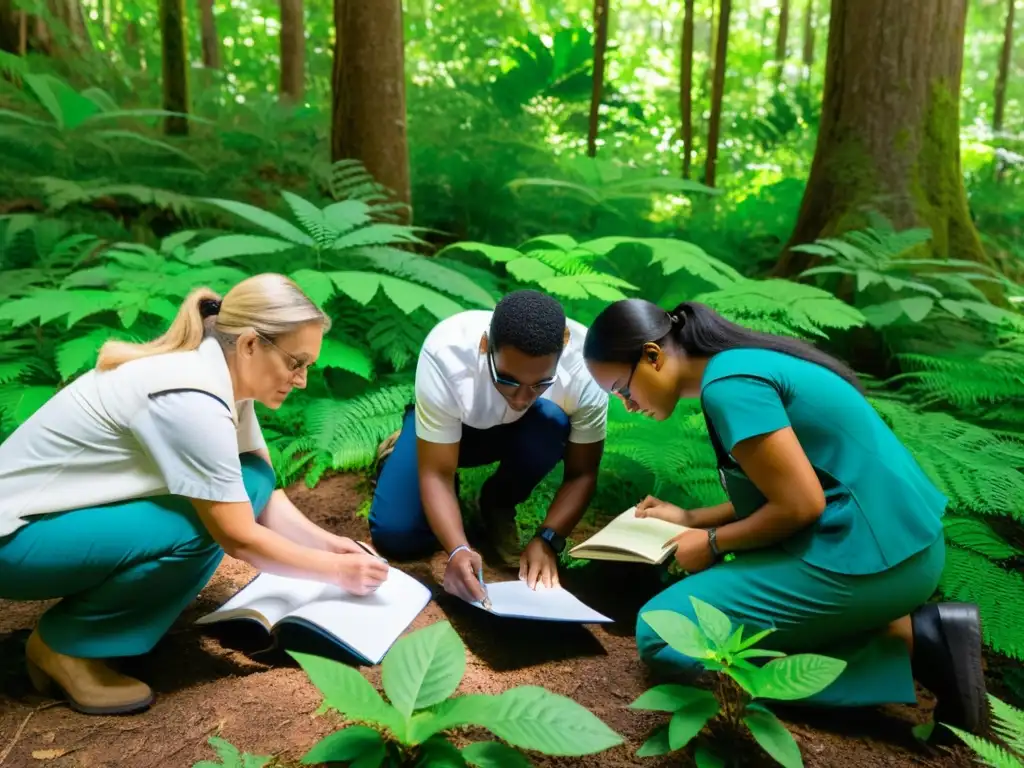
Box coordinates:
[583,298,864,393]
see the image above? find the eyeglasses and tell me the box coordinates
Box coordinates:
[611,358,639,405]
[486,339,558,393]
[257,333,312,375]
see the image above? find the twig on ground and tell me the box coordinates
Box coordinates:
[0,702,64,766]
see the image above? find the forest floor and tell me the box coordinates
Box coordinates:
[0,474,983,768]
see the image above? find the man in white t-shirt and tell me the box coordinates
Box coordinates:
[368,290,609,603]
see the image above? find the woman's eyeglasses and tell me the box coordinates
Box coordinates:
[258,334,312,374]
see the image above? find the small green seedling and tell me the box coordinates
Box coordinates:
[630,596,847,768]
[192,735,274,768]
[293,620,624,767]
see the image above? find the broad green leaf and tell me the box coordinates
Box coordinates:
[281,190,332,247]
[287,651,404,737]
[517,234,578,252]
[188,234,296,264]
[461,741,532,768]
[939,298,968,319]
[161,229,199,255]
[203,198,315,246]
[435,241,523,263]
[629,684,716,713]
[640,610,713,660]
[382,621,466,718]
[737,626,776,650]
[506,256,557,283]
[322,200,373,234]
[319,337,374,380]
[378,275,464,318]
[635,724,671,757]
[301,725,384,764]
[667,694,720,750]
[749,654,847,701]
[743,703,803,768]
[790,243,841,258]
[690,597,732,649]
[736,649,787,660]
[541,273,637,301]
[290,269,337,307]
[472,686,623,756]
[695,743,725,768]
[860,300,907,328]
[333,223,429,250]
[898,296,935,323]
[721,626,745,655]
[416,736,467,767]
[406,694,494,743]
[796,265,853,279]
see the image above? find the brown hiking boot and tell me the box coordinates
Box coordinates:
[25,628,154,715]
[480,505,522,568]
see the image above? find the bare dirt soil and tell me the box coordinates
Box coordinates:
[0,475,980,768]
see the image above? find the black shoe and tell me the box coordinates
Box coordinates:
[910,602,987,742]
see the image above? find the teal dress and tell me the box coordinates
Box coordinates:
[635,348,948,706]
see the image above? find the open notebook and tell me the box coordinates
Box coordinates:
[194,567,432,665]
[568,506,691,565]
[466,580,612,624]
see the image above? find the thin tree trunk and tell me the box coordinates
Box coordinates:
[332,0,411,212]
[125,20,145,71]
[801,0,815,84]
[0,0,17,53]
[586,0,609,157]
[774,0,789,85]
[775,0,987,277]
[993,0,1015,132]
[280,0,305,102]
[199,0,220,69]
[704,0,731,188]
[159,0,189,135]
[681,0,695,178]
[704,0,716,96]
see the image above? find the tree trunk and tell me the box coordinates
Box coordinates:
[332,0,411,212]
[159,0,189,135]
[774,0,789,85]
[0,0,18,53]
[680,0,695,178]
[704,0,731,188]
[993,0,1015,132]
[773,0,987,277]
[199,0,220,69]
[586,0,609,157]
[801,0,815,83]
[280,0,305,103]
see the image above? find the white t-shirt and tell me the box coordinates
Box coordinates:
[414,310,608,445]
[0,338,268,538]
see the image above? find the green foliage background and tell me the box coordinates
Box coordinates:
[2,0,1024,708]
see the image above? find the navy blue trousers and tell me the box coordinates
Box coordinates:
[368,399,570,558]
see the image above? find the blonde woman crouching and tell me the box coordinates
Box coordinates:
[0,273,388,715]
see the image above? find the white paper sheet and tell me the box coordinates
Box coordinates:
[196,567,433,664]
[468,580,612,623]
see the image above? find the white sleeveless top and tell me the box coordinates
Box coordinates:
[0,336,267,539]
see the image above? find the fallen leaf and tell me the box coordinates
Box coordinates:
[31,748,67,760]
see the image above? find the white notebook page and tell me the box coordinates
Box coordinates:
[470,580,612,623]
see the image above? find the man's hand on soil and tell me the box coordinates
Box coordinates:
[519,538,559,590]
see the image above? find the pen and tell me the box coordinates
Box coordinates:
[477,566,492,611]
[356,540,388,564]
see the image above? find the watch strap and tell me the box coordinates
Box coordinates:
[707,527,722,560]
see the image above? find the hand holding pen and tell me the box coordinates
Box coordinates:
[444,544,489,606]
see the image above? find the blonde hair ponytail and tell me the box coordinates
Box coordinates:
[96,274,329,371]
[97,287,220,371]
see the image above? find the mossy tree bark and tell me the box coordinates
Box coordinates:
[159,0,189,135]
[331,0,410,214]
[585,0,608,157]
[703,0,730,187]
[774,0,987,278]
[993,0,1015,132]
[279,0,304,103]
[679,0,694,178]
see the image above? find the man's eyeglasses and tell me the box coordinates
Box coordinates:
[486,343,558,393]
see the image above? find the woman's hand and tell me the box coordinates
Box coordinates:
[636,495,691,526]
[666,528,714,574]
[335,553,389,595]
[327,535,380,557]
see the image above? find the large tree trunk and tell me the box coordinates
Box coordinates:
[801,0,815,84]
[586,0,609,157]
[704,0,731,188]
[993,0,1015,132]
[160,0,189,135]
[774,0,986,277]
[680,0,694,178]
[332,0,410,212]
[280,0,305,103]
[199,0,220,69]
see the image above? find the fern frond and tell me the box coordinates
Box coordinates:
[34,177,200,218]
[944,723,1023,768]
[940,547,1024,660]
[367,312,433,372]
[345,247,495,308]
[991,696,1024,756]
[694,279,867,339]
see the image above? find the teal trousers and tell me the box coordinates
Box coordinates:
[0,453,275,659]
[636,534,946,707]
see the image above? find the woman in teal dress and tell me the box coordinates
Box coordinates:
[582,298,986,740]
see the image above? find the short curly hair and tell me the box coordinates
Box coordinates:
[489,290,566,357]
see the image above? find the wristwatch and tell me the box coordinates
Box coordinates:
[535,526,566,554]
